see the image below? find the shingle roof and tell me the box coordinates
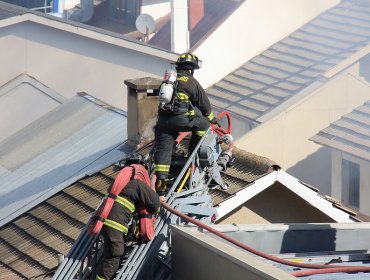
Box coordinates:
[0,143,277,279]
[206,0,370,122]
[0,141,360,279]
[310,100,370,161]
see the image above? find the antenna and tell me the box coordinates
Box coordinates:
[135,14,156,42]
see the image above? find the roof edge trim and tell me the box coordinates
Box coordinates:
[215,171,277,220]
[325,44,370,79]
[276,170,355,223]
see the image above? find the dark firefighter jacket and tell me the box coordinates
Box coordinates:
[105,179,160,235]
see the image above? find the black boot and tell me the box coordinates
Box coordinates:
[189,134,202,155]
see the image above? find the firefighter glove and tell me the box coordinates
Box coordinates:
[210,117,221,126]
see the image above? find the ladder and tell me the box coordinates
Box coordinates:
[53,126,233,280]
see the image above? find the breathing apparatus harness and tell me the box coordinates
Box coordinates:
[158,70,194,115]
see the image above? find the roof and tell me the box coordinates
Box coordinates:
[311,100,370,161]
[0,74,65,143]
[206,0,370,124]
[0,143,360,279]
[172,223,370,279]
[0,93,129,228]
[149,0,245,50]
[0,1,25,20]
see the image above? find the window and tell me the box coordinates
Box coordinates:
[341,159,360,208]
[108,0,141,26]
[2,0,53,13]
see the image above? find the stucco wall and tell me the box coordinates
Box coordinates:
[217,182,335,224]
[141,0,170,21]
[0,20,174,110]
[235,62,370,193]
[172,226,296,280]
[332,150,370,216]
[194,0,339,88]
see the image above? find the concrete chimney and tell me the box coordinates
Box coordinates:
[124,77,161,148]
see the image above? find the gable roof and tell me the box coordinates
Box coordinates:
[0,93,129,228]
[206,0,370,124]
[0,74,65,143]
[310,100,370,161]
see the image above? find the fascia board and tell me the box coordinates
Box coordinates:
[215,171,278,220]
[276,170,355,223]
[324,44,370,79]
[26,14,178,61]
[0,13,26,28]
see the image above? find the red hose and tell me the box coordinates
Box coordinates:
[292,267,370,277]
[161,202,370,275]
[211,111,232,136]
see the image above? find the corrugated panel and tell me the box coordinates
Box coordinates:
[0,96,105,171]
[311,101,370,161]
[207,0,370,123]
[0,94,128,225]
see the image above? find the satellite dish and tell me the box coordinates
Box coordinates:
[135,14,156,35]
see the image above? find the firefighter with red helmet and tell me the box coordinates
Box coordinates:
[96,180,165,280]
[154,52,220,193]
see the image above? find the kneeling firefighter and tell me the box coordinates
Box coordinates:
[154,52,220,193]
[96,178,165,280]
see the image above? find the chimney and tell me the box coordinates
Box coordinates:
[124,77,162,149]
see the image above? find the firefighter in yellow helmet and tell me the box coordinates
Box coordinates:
[96,180,165,280]
[154,52,219,193]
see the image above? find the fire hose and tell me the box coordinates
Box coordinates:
[161,202,370,278]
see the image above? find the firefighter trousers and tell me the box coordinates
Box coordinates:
[154,112,209,180]
[96,227,125,280]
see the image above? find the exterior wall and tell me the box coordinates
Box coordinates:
[172,226,296,280]
[194,0,339,88]
[0,21,174,110]
[141,0,170,21]
[331,150,370,216]
[64,0,80,9]
[235,62,370,193]
[171,0,189,53]
[218,183,335,224]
